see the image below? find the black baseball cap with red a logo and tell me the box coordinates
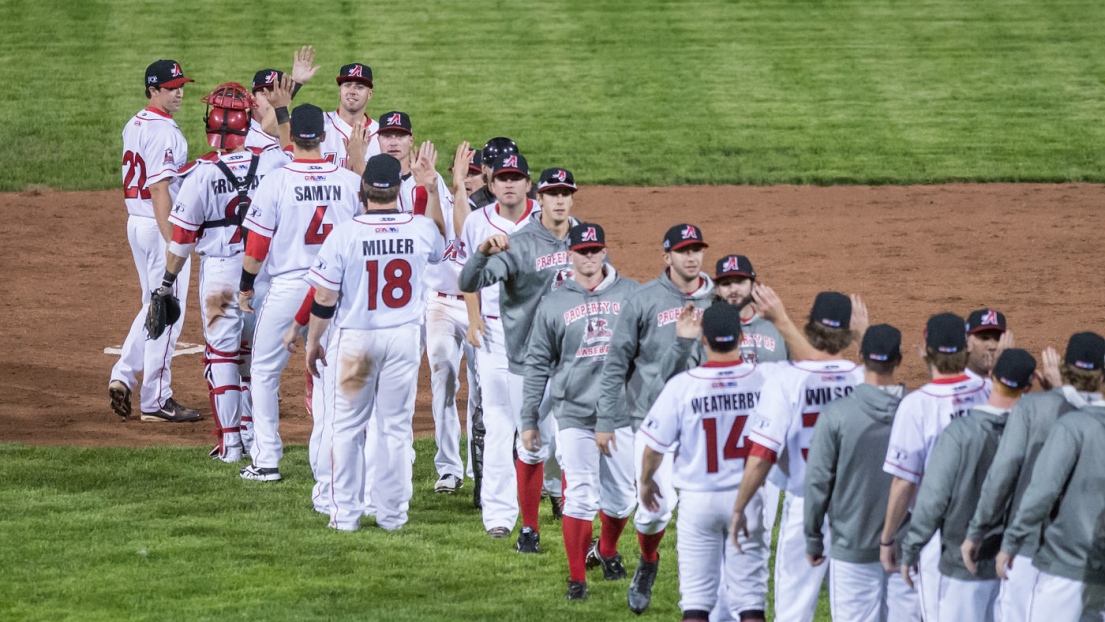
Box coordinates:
[145,60,194,90]
[663,224,708,252]
[336,63,373,88]
[252,69,284,92]
[966,308,1007,335]
[492,154,529,178]
[537,168,577,193]
[569,223,605,252]
[715,254,755,280]
[378,111,412,135]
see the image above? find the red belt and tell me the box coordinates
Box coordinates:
[436,292,464,301]
[484,315,500,320]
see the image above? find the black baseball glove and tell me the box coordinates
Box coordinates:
[145,286,181,340]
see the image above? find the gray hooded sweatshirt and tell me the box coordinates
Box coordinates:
[966,387,1086,558]
[1002,405,1105,585]
[900,405,1009,580]
[805,383,904,563]
[596,270,715,433]
[520,266,639,432]
[457,212,578,374]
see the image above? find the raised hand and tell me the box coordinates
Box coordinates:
[291,45,320,85]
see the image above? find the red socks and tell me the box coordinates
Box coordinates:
[598,511,629,558]
[563,516,592,582]
[516,459,544,531]
[637,529,665,563]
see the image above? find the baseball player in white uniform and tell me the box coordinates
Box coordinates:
[246,46,320,151]
[109,59,202,423]
[321,63,380,172]
[730,291,865,622]
[640,303,773,622]
[304,154,445,531]
[237,104,361,482]
[164,82,291,462]
[880,312,991,621]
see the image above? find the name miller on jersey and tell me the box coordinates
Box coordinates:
[690,391,760,415]
[294,185,344,202]
[363,239,415,255]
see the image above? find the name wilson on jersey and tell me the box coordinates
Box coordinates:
[806,385,855,405]
[294,185,344,202]
[690,391,760,415]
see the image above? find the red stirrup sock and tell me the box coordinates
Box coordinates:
[563,516,592,582]
[637,529,665,563]
[516,458,544,531]
[598,510,629,558]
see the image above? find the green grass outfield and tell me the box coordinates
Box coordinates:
[2,0,1104,190]
[0,439,831,621]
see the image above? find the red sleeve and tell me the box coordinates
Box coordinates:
[245,233,272,262]
[748,442,778,464]
[294,287,316,326]
[171,226,199,244]
[413,186,427,216]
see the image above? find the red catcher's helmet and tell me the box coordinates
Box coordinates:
[201,82,254,150]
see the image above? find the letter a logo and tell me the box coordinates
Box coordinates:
[581,226,597,242]
[348,65,363,78]
[681,225,698,240]
[502,155,518,168]
[387,112,401,126]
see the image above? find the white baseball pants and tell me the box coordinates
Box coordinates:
[238,272,268,453]
[936,574,999,622]
[248,275,309,469]
[917,534,942,622]
[198,256,245,452]
[111,215,191,412]
[633,428,676,535]
[327,324,420,531]
[828,559,920,622]
[773,494,829,622]
[557,426,635,521]
[309,325,334,514]
[679,488,769,617]
[1027,571,1105,622]
[426,295,480,480]
[995,554,1039,622]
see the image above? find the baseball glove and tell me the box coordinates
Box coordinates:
[145,286,181,340]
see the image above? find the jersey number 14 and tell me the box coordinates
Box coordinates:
[366,259,413,310]
[702,415,749,473]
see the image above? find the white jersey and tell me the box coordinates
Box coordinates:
[965,367,996,394]
[244,118,279,150]
[121,107,189,218]
[169,147,291,257]
[640,361,773,492]
[320,111,380,169]
[243,159,361,280]
[883,374,990,483]
[746,359,864,495]
[422,181,466,296]
[397,172,450,216]
[456,199,539,317]
[306,211,445,330]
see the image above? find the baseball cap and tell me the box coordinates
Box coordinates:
[537,168,577,193]
[492,154,529,178]
[702,303,743,351]
[715,254,756,280]
[663,224,708,252]
[1065,332,1105,370]
[992,348,1036,390]
[378,111,412,135]
[336,63,373,87]
[290,104,325,140]
[568,223,605,252]
[145,60,194,90]
[925,312,968,353]
[862,324,902,363]
[252,69,284,92]
[448,148,483,174]
[966,308,1007,335]
[483,137,518,166]
[363,154,403,189]
[810,292,851,329]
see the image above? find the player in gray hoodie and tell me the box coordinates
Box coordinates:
[900,349,1037,622]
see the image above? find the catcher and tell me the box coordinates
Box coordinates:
[151,81,290,459]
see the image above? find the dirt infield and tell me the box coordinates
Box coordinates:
[2,183,1103,447]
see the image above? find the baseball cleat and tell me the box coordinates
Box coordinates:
[239,464,281,481]
[487,526,511,539]
[627,556,659,614]
[434,474,462,494]
[108,381,132,419]
[549,495,563,520]
[140,398,201,423]
[585,538,602,569]
[566,579,588,601]
[587,540,627,581]
[516,526,540,553]
[209,444,244,463]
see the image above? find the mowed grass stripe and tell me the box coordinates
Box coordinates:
[1,0,1103,190]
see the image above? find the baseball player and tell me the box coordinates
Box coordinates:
[371,111,449,220]
[712,255,788,364]
[163,82,290,461]
[730,291,865,622]
[594,223,715,614]
[963,332,1105,622]
[108,59,202,423]
[518,223,638,599]
[320,63,380,171]
[997,382,1105,621]
[236,103,362,481]
[899,349,1037,621]
[881,312,992,622]
[639,303,773,621]
[966,308,1013,384]
[304,154,445,531]
[458,162,577,550]
[466,137,517,209]
[246,46,320,150]
[803,324,918,622]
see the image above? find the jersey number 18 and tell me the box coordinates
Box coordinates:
[366,259,412,310]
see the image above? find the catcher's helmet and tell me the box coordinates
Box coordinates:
[482,137,518,166]
[202,82,254,150]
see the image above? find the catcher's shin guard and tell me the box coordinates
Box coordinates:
[205,344,243,453]
[470,403,485,509]
[238,338,254,452]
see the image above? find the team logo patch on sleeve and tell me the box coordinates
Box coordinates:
[163,149,175,165]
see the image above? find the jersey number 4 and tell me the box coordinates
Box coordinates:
[366,258,413,310]
[304,205,332,244]
[702,415,749,473]
[122,151,150,200]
